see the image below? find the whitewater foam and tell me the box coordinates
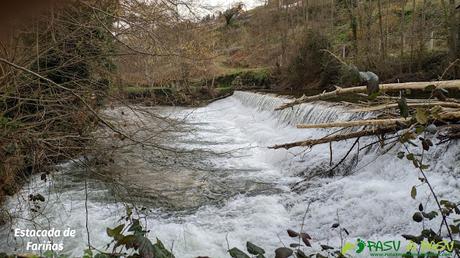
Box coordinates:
[0,91,458,257]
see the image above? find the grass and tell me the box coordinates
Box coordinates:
[215,86,234,95]
[118,86,175,98]
[211,67,272,88]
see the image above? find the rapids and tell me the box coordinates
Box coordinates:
[0,91,459,257]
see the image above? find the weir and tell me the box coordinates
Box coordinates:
[232,91,369,126]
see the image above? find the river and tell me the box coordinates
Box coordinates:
[0,91,459,257]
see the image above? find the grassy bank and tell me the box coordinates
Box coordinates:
[115,68,272,106]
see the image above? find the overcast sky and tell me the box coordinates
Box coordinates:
[197,0,263,14]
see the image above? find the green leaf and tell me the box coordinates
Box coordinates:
[415,108,429,125]
[422,211,438,220]
[321,245,334,251]
[83,249,93,258]
[155,238,167,250]
[152,239,175,258]
[454,240,460,249]
[412,159,420,168]
[43,251,55,258]
[421,229,436,238]
[411,186,417,199]
[296,250,308,258]
[137,236,155,258]
[107,224,124,238]
[415,126,425,134]
[274,247,293,258]
[424,85,436,91]
[412,212,423,223]
[246,242,265,255]
[114,235,137,249]
[368,91,380,100]
[406,153,415,161]
[450,225,460,234]
[420,164,430,170]
[402,234,423,244]
[229,248,250,258]
[94,254,108,258]
[398,97,409,118]
[128,219,143,235]
[397,152,405,159]
[421,138,433,151]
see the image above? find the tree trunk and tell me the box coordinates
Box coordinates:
[450,0,460,76]
[409,0,417,72]
[400,0,407,74]
[346,0,358,58]
[377,0,386,61]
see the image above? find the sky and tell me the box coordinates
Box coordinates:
[198,0,264,14]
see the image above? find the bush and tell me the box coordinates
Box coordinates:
[284,29,340,90]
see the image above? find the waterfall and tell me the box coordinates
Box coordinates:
[232,91,370,127]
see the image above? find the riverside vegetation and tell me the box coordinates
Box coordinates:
[0,0,460,257]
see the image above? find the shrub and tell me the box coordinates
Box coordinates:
[284,29,340,90]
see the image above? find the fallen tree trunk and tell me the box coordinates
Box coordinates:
[349,101,460,113]
[355,93,460,104]
[275,80,460,110]
[269,127,397,150]
[273,111,460,149]
[296,111,460,129]
[440,111,460,120]
[296,118,410,129]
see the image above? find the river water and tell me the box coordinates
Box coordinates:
[0,91,459,257]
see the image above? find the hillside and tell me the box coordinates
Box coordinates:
[210,0,459,89]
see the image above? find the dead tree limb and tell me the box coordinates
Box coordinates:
[296,111,460,130]
[440,111,460,120]
[349,102,460,112]
[297,118,410,129]
[269,127,397,150]
[355,93,460,104]
[273,111,460,150]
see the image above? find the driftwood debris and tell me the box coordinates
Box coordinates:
[271,79,460,151]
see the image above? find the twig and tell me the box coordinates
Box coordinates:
[85,174,91,249]
[327,137,360,176]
